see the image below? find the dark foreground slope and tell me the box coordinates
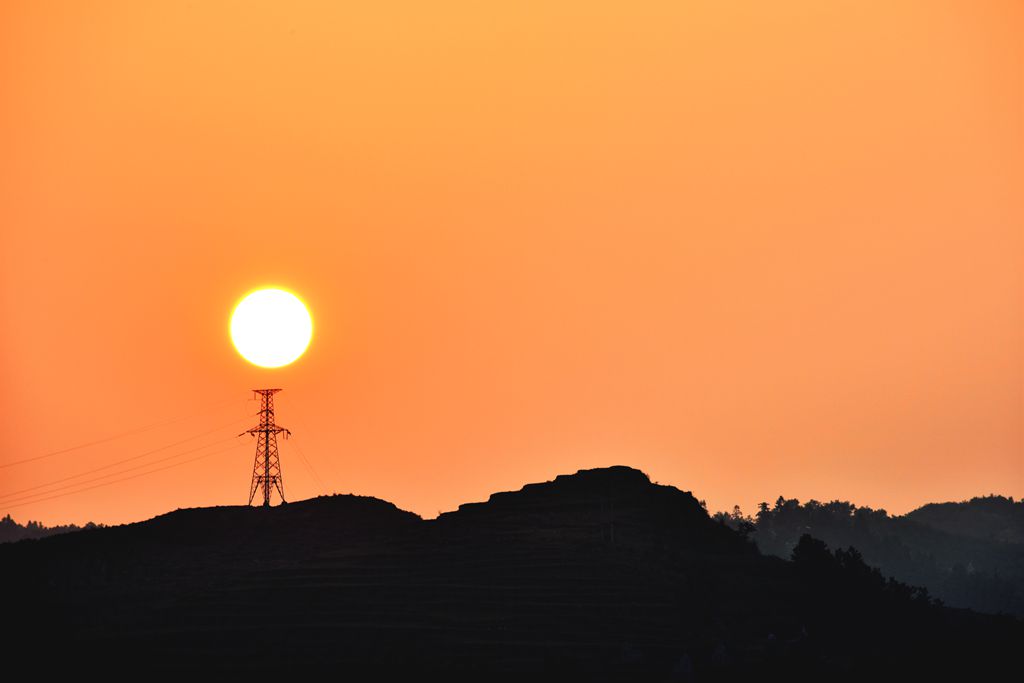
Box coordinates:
[3,466,1020,680]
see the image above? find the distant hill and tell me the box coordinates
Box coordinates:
[0,513,102,543]
[3,466,1020,680]
[907,495,1024,545]
[721,495,1024,617]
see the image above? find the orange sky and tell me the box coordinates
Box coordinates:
[1,1,1021,526]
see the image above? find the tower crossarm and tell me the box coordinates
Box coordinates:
[241,425,291,437]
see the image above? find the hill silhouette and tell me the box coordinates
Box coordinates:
[725,495,1024,616]
[908,495,1024,544]
[0,513,102,543]
[3,466,1020,680]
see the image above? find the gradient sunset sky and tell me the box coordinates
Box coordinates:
[1,1,1021,526]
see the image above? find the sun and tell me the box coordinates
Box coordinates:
[230,288,313,368]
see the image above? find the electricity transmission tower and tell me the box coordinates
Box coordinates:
[241,389,291,506]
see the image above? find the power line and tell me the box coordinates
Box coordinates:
[0,397,245,469]
[288,436,328,494]
[284,438,322,493]
[0,416,254,501]
[0,435,243,506]
[0,441,248,512]
[276,393,341,492]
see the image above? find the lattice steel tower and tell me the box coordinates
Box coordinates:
[241,389,291,506]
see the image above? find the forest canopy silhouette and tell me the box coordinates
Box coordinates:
[713,494,1024,616]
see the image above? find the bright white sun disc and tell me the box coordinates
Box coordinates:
[230,288,313,368]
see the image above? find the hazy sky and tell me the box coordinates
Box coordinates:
[1,1,1021,526]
